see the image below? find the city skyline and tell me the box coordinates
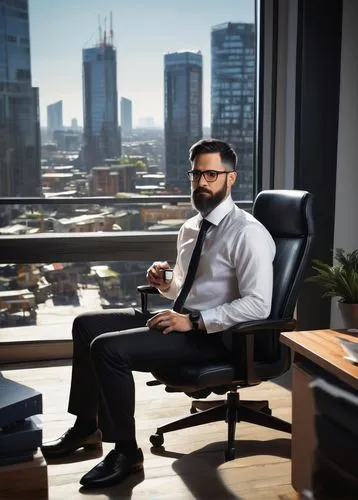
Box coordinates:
[28,0,255,128]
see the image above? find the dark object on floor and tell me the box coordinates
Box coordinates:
[0,373,42,465]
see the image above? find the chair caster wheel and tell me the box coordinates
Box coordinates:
[150,433,164,447]
[225,448,236,461]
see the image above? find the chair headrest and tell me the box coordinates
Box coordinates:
[253,190,314,237]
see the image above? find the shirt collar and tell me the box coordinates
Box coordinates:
[199,195,235,227]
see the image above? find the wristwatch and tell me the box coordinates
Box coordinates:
[189,311,201,331]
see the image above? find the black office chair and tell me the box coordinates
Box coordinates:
[137,189,314,461]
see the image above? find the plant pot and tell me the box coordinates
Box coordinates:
[338,301,358,329]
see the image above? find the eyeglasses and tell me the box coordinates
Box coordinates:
[187,169,234,183]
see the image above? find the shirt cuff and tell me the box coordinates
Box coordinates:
[159,283,177,300]
[200,309,224,334]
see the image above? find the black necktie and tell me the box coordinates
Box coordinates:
[173,219,212,313]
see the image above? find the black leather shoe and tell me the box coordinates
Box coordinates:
[80,448,144,489]
[41,427,102,458]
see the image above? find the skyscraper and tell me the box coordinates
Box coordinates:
[0,0,41,196]
[47,100,63,137]
[120,97,132,137]
[71,118,79,130]
[164,51,203,194]
[211,22,255,201]
[83,27,120,169]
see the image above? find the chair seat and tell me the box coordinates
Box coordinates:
[151,363,235,392]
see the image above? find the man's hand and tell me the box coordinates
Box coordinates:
[147,310,192,335]
[146,261,171,291]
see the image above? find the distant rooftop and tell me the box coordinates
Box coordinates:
[42,173,73,178]
[92,164,136,170]
[165,49,202,55]
[44,190,77,198]
[211,21,253,30]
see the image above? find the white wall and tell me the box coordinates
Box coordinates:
[331,0,358,327]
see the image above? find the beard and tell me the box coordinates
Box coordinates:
[191,179,228,215]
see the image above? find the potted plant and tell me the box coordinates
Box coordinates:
[307,248,358,329]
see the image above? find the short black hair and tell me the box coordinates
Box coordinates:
[189,139,237,171]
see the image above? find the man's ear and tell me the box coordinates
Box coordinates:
[228,171,237,188]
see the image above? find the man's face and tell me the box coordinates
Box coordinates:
[190,152,237,215]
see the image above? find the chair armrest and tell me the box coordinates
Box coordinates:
[227,318,296,334]
[229,318,296,386]
[137,285,160,312]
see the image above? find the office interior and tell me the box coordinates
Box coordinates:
[0,0,357,499]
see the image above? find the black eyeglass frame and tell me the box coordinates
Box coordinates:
[186,169,235,183]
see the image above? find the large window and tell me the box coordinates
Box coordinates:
[0,0,257,343]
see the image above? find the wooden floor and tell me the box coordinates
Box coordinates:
[2,362,295,500]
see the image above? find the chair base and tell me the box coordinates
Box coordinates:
[150,391,292,461]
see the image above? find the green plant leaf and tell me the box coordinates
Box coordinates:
[306,248,358,302]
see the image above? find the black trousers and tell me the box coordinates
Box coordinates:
[67,307,230,442]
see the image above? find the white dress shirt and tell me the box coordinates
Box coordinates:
[161,195,276,334]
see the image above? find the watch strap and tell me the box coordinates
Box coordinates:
[189,311,201,331]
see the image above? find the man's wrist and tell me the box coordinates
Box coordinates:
[159,283,171,292]
[189,311,202,331]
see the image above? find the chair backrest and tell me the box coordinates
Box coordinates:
[251,190,314,363]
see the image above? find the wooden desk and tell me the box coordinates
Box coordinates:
[280,329,358,495]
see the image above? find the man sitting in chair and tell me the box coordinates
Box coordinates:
[42,139,276,489]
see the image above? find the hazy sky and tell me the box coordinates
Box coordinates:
[29,0,255,127]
